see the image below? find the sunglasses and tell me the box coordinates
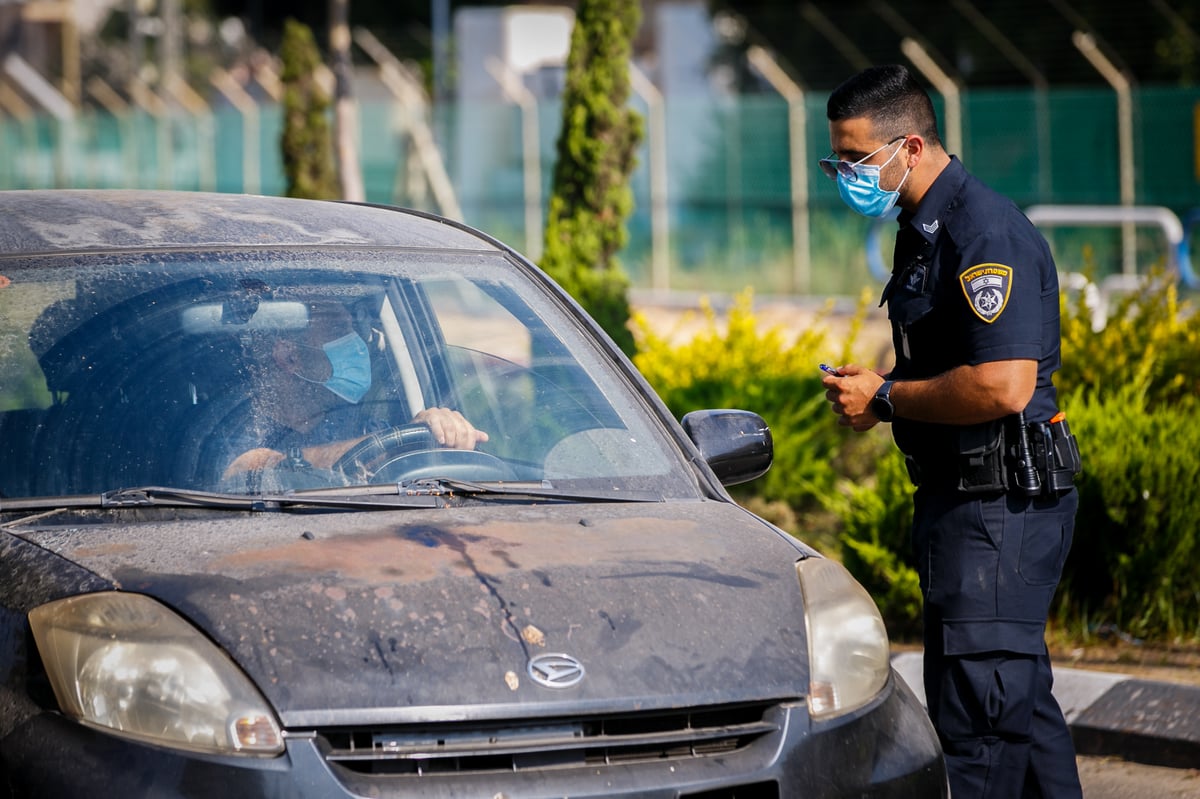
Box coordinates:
[818,136,907,182]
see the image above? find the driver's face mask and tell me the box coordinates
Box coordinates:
[295,332,372,403]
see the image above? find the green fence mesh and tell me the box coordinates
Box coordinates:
[2,85,1197,296]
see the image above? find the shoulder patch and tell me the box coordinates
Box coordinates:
[959,263,1012,323]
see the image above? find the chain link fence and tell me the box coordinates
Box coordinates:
[2,83,1197,297]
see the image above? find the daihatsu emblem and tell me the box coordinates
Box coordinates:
[528,653,585,688]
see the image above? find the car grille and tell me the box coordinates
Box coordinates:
[318,701,783,776]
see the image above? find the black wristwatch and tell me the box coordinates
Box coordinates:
[869,380,896,423]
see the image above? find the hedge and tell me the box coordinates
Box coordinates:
[634,277,1200,645]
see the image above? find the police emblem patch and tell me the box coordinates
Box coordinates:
[959,263,1013,323]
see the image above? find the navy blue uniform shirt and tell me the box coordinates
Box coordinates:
[882,157,1061,461]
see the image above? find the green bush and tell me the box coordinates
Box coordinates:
[1059,383,1200,642]
[1059,268,1200,407]
[828,446,923,640]
[279,19,338,201]
[633,290,886,548]
[1053,268,1200,642]
[634,269,1200,646]
[633,290,919,628]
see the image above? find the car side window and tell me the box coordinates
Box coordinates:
[0,281,64,498]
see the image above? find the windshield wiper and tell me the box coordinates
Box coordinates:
[0,486,442,516]
[384,477,662,503]
[1,480,661,522]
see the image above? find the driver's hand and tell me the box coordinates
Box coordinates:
[223,438,367,477]
[223,447,285,478]
[414,407,490,450]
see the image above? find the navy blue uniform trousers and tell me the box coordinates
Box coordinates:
[912,487,1082,798]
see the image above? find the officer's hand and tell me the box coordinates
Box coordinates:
[414,407,490,450]
[820,364,886,432]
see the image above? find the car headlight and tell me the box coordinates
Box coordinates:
[29,591,284,756]
[796,557,891,720]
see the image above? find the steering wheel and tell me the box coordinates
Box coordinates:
[332,423,515,484]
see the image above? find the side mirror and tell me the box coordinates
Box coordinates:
[680,409,773,486]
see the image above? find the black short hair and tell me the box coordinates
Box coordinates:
[827,65,942,148]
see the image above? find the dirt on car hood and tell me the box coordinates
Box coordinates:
[28,500,814,727]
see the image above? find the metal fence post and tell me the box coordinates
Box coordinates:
[165,75,217,193]
[486,58,542,262]
[746,46,810,295]
[210,68,261,195]
[630,64,670,292]
[86,77,137,188]
[354,27,463,220]
[1073,31,1137,276]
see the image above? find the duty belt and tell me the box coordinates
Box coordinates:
[904,413,1082,497]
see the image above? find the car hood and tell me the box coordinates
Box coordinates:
[26,500,813,726]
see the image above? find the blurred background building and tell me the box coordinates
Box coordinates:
[1,0,1197,297]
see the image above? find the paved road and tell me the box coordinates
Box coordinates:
[1078,755,1200,798]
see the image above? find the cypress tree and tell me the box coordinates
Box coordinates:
[541,0,644,356]
[279,18,339,200]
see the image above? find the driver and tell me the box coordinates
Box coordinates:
[223,300,487,480]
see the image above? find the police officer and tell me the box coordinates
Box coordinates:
[818,65,1082,798]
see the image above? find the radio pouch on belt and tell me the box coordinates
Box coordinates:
[954,420,1008,494]
[1030,414,1083,494]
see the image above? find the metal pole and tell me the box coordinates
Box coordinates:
[87,77,137,188]
[61,0,81,107]
[3,53,77,187]
[486,58,541,261]
[432,0,450,104]
[165,75,217,192]
[210,68,261,195]
[125,0,148,186]
[950,0,1051,199]
[0,82,36,186]
[900,38,961,158]
[430,0,451,173]
[629,64,670,293]
[355,27,462,219]
[800,3,871,71]
[161,0,181,89]
[746,45,810,295]
[1073,31,1136,275]
[331,0,365,201]
[128,79,172,188]
[128,0,143,84]
[161,0,182,188]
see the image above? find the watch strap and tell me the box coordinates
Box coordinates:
[871,380,896,422]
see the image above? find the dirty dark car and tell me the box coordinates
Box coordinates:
[0,191,945,798]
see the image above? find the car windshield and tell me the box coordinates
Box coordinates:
[0,248,695,501]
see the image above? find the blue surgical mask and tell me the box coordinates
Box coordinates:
[296,332,372,403]
[836,142,911,218]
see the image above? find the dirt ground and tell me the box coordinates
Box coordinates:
[1052,641,1200,687]
[891,639,1200,687]
[1077,755,1200,798]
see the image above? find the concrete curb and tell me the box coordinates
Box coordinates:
[891,652,1200,769]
